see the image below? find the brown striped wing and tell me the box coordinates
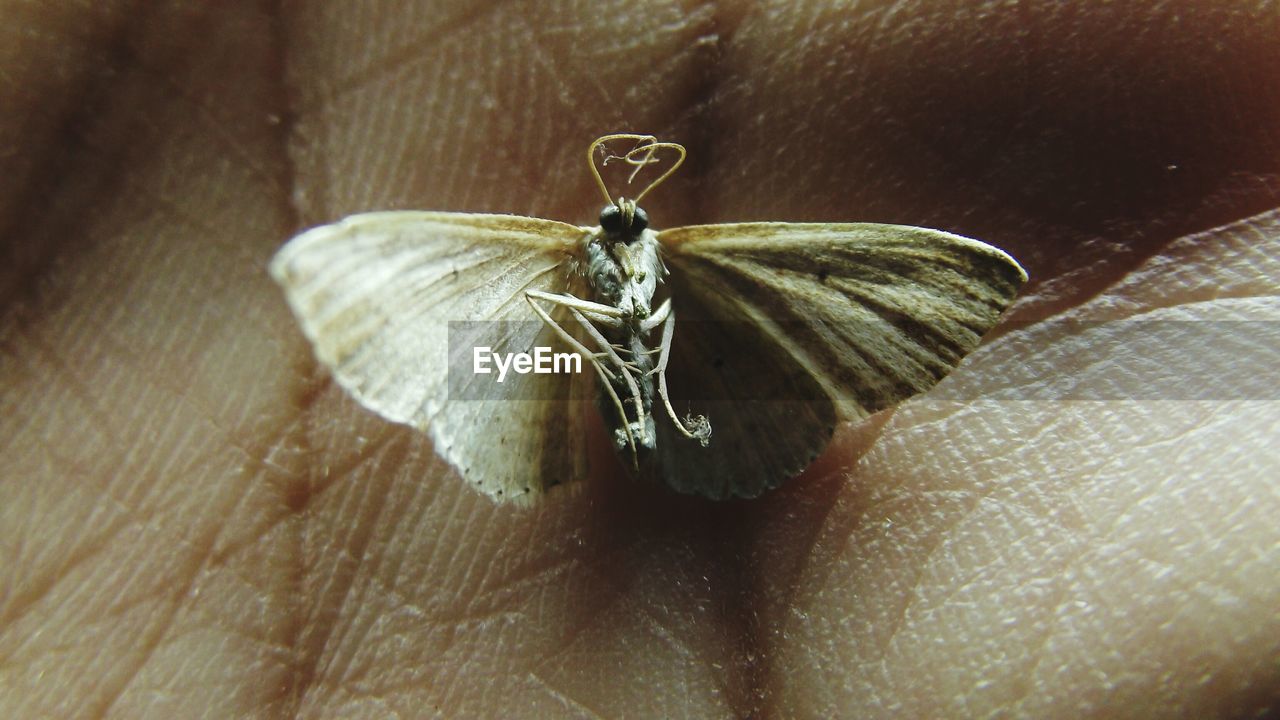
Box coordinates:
[654,222,1028,499]
[270,211,593,503]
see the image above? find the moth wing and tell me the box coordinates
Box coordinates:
[270,211,593,503]
[654,222,1028,499]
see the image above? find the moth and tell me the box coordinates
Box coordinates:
[270,134,1027,503]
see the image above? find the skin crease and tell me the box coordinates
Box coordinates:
[1,0,1278,717]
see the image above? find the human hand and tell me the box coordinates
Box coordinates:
[2,2,1277,717]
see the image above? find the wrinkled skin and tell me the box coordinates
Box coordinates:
[2,2,1278,718]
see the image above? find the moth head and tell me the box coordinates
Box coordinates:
[599,201,648,242]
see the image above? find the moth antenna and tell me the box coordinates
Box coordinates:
[587,134,687,207]
[587,135,620,208]
[625,142,684,203]
[623,140,659,184]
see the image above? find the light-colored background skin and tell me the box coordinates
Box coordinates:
[1,1,1277,717]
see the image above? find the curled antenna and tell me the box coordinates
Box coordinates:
[587,134,687,208]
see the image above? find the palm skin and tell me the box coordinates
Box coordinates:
[2,2,1278,717]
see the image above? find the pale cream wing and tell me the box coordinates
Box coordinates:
[270,211,593,503]
[654,222,1028,499]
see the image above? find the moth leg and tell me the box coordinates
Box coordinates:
[524,292,641,457]
[567,307,651,451]
[526,290,649,434]
[527,289,643,392]
[638,297,671,333]
[526,289,644,390]
[526,289,654,457]
[523,292,606,367]
[653,305,712,447]
[636,299,671,368]
[526,289,624,328]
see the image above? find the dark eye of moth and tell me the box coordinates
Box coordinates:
[599,205,623,234]
[629,206,649,235]
[598,205,649,240]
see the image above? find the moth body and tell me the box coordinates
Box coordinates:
[583,220,662,322]
[583,206,667,459]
